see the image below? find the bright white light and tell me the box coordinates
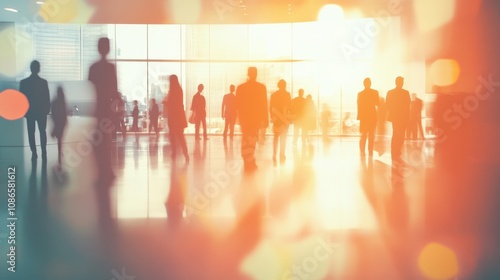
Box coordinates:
[4,8,19,13]
[36,1,45,4]
[317,4,344,23]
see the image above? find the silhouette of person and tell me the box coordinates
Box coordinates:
[221,84,237,140]
[166,74,189,163]
[88,37,119,186]
[191,83,208,140]
[51,86,67,167]
[162,95,169,134]
[291,88,306,146]
[357,78,379,157]
[303,94,317,146]
[386,76,410,164]
[114,93,127,137]
[149,98,160,137]
[375,96,387,156]
[408,93,424,140]
[269,79,291,163]
[132,100,139,132]
[320,104,332,140]
[236,67,268,172]
[20,60,50,161]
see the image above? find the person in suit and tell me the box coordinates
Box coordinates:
[408,93,425,140]
[20,60,51,161]
[386,76,411,164]
[149,98,160,137]
[166,75,189,163]
[191,84,208,140]
[221,84,237,140]
[269,79,291,163]
[132,100,139,132]
[88,37,119,186]
[50,86,68,167]
[291,89,306,147]
[236,67,268,172]
[357,78,379,157]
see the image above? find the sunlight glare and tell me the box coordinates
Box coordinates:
[429,59,460,87]
[418,242,459,279]
[413,0,456,33]
[0,89,29,121]
[317,4,344,23]
[0,26,35,77]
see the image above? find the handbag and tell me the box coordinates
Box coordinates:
[188,111,196,124]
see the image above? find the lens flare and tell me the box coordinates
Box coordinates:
[0,26,35,77]
[418,242,459,280]
[317,4,344,23]
[0,89,29,121]
[413,0,456,33]
[429,59,460,87]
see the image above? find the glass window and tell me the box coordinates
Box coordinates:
[249,23,292,60]
[183,25,210,60]
[148,25,181,59]
[115,24,147,59]
[209,24,248,61]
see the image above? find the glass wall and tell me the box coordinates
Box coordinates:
[16,18,416,135]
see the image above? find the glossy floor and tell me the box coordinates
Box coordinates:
[0,131,498,280]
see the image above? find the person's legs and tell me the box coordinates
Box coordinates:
[178,131,189,161]
[418,119,425,139]
[57,138,62,166]
[241,127,258,170]
[391,122,398,161]
[229,117,235,139]
[37,116,48,158]
[202,118,208,139]
[26,117,37,157]
[279,125,289,160]
[360,131,367,155]
[272,126,279,159]
[170,130,178,158]
[223,119,229,139]
[367,125,376,156]
[392,122,406,162]
[194,119,200,139]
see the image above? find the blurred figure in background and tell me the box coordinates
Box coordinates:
[303,94,317,146]
[132,100,139,132]
[221,84,237,140]
[166,75,189,163]
[236,67,268,172]
[408,93,424,140]
[386,76,410,165]
[320,103,332,140]
[357,77,379,157]
[269,79,291,164]
[51,86,68,167]
[114,93,127,138]
[191,83,208,140]
[291,88,306,147]
[149,98,160,137]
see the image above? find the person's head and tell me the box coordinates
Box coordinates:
[247,67,257,81]
[395,76,404,88]
[134,100,138,106]
[151,98,156,104]
[306,94,312,101]
[277,79,286,90]
[411,93,417,100]
[98,37,110,57]
[298,88,304,97]
[30,60,40,75]
[363,77,371,89]
[56,86,65,101]
[169,75,180,88]
[229,84,235,93]
[198,83,204,93]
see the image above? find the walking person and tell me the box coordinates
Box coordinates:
[269,79,291,164]
[131,100,139,132]
[408,93,425,140]
[386,76,411,165]
[236,67,268,172]
[191,84,208,140]
[20,60,51,161]
[303,94,317,146]
[149,98,160,137]
[166,75,189,163]
[291,89,306,147]
[50,86,68,167]
[357,78,379,157]
[221,84,237,140]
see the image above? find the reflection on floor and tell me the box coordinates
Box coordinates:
[1,131,499,280]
